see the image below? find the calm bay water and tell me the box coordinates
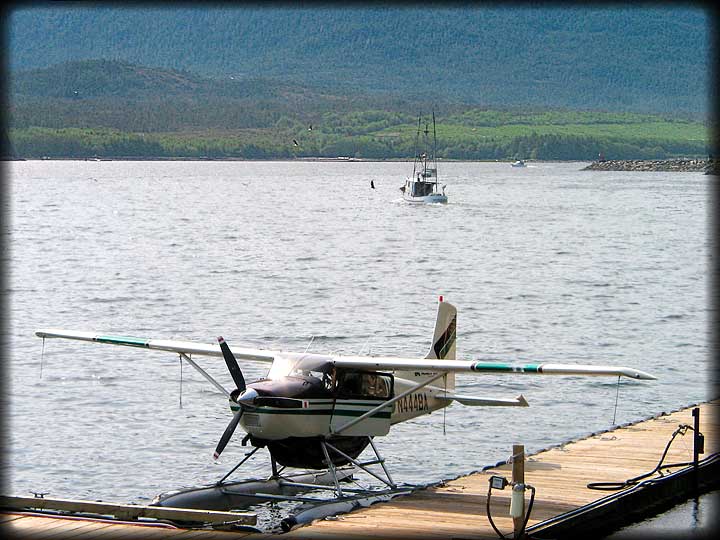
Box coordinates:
[4,160,712,527]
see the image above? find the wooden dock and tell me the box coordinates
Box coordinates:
[3,401,717,539]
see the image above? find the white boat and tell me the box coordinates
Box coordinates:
[511,159,526,167]
[400,113,447,204]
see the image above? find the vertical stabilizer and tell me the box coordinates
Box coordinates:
[426,299,456,362]
[395,298,457,390]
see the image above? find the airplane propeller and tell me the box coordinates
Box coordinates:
[214,336,250,459]
[213,336,306,458]
[213,407,244,460]
[218,336,246,393]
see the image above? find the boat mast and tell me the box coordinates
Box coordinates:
[411,115,422,180]
[432,110,438,187]
[422,118,431,178]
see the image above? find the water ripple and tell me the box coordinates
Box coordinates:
[6,160,710,517]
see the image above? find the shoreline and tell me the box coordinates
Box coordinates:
[1,156,596,164]
[5,157,715,173]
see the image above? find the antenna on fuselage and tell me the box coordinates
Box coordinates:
[39,337,45,379]
[357,335,373,356]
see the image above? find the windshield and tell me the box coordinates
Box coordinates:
[266,353,332,380]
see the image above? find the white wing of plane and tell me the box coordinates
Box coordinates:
[35,329,276,363]
[328,356,656,380]
[35,329,656,380]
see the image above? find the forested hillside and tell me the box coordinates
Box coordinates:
[8,5,710,115]
[7,60,708,161]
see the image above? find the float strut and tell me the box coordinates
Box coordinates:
[320,441,344,498]
[217,446,260,485]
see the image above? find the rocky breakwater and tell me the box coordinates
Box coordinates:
[583,158,715,173]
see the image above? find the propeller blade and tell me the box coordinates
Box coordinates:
[254,396,304,409]
[213,408,243,460]
[217,336,246,392]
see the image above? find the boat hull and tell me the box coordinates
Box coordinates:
[402,193,448,204]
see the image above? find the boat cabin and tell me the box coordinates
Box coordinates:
[408,180,437,198]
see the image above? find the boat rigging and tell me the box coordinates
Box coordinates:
[400,112,448,204]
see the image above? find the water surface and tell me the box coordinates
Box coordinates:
[5,160,711,519]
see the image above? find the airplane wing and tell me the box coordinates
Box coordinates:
[35,330,656,380]
[35,329,276,363]
[329,356,656,380]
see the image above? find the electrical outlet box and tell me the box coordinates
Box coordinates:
[490,475,508,490]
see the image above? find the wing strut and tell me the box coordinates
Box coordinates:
[178,352,231,397]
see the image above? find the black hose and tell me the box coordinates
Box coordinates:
[486,483,536,540]
[521,485,536,534]
[587,424,697,491]
[486,483,507,540]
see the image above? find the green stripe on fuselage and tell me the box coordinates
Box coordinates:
[253,408,391,418]
[230,405,392,418]
[96,335,149,347]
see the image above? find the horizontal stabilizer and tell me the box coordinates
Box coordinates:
[445,392,529,407]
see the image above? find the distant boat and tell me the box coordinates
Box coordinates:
[400,112,447,204]
[511,159,526,167]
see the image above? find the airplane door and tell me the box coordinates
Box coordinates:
[330,370,393,436]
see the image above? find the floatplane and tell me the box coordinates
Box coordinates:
[36,297,654,522]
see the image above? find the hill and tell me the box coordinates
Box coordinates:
[7,60,708,161]
[7,5,711,116]
[8,59,426,132]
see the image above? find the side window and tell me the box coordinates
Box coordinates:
[336,370,393,400]
[378,374,393,398]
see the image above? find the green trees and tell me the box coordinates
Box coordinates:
[9,124,707,161]
[7,61,708,160]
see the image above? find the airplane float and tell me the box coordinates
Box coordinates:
[36,297,655,511]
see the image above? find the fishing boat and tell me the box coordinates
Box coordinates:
[400,113,447,204]
[511,159,526,167]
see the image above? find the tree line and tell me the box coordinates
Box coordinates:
[8,127,707,161]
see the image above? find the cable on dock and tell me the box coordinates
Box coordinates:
[587,423,700,491]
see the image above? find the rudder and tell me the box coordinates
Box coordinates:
[395,297,457,391]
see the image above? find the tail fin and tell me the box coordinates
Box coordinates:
[396,298,457,390]
[426,299,456,362]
